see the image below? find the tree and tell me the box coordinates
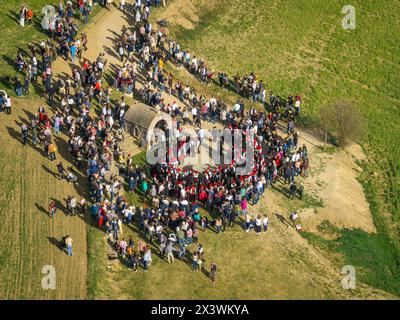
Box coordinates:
[318,100,364,148]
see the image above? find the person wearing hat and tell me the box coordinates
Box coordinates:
[65,235,73,256]
[166,241,174,263]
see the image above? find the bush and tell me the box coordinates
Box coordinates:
[319,100,364,148]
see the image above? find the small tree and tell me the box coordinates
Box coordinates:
[318,100,364,148]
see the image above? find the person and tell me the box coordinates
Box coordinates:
[48,142,57,161]
[70,42,77,63]
[141,180,148,196]
[214,217,222,233]
[143,248,152,272]
[191,251,199,270]
[289,182,297,200]
[241,197,248,215]
[26,7,33,25]
[131,251,139,272]
[196,244,204,256]
[297,180,304,200]
[56,162,65,180]
[48,201,57,218]
[166,241,174,263]
[251,185,259,205]
[119,0,126,11]
[21,124,28,145]
[255,214,262,234]
[159,239,166,260]
[244,213,251,232]
[262,215,269,232]
[290,211,299,228]
[4,96,11,115]
[118,42,124,62]
[19,6,27,27]
[210,262,217,283]
[126,245,134,268]
[66,196,77,216]
[80,198,86,215]
[65,235,73,256]
[111,218,119,240]
[178,244,186,260]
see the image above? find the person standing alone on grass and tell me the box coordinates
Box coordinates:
[48,201,57,218]
[65,235,73,256]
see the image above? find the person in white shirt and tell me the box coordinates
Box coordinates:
[290,211,299,228]
[198,128,205,144]
[5,97,12,114]
[180,187,186,200]
[263,215,269,232]
[255,215,262,234]
[191,107,198,124]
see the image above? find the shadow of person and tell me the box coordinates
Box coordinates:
[47,236,65,252]
[5,126,21,143]
[7,10,19,23]
[201,265,210,279]
[35,202,48,216]
[42,164,59,179]
[275,212,291,228]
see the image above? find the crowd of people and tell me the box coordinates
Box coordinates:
[12,1,93,98]
[10,1,308,280]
